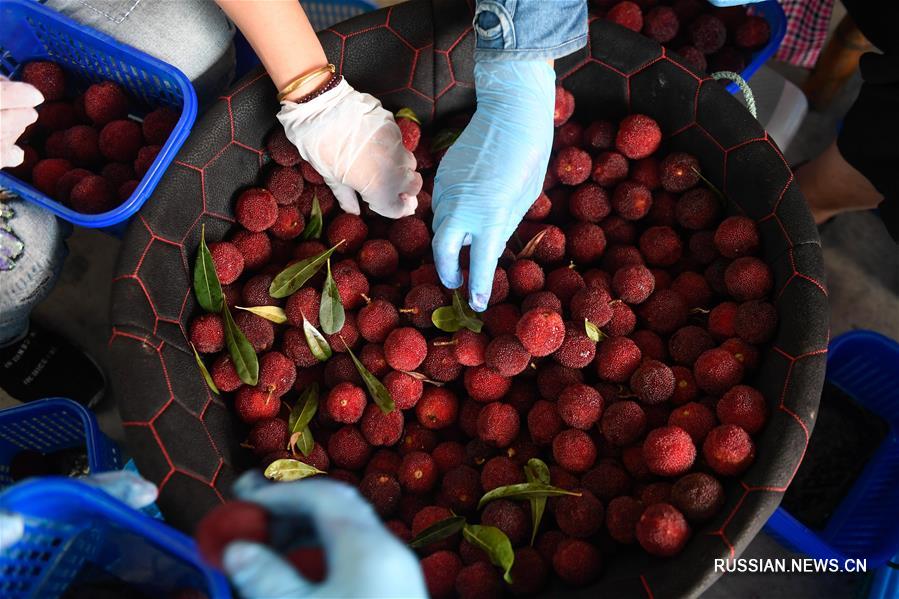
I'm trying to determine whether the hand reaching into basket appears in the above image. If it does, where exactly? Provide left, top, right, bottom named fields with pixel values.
left=221, top=471, right=427, bottom=599
left=0, top=76, right=43, bottom=169
left=214, top=0, right=421, bottom=220
left=0, top=471, right=158, bottom=551
left=278, top=81, right=423, bottom=219
left=432, top=60, right=556, bottom=311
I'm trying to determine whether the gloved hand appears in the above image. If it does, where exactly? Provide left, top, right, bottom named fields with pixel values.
left=0, top=76, right=43, bottom=169
left=278, top=79, right=422, bottom=219
left=0, top=470, right=158, bottom=551
left=706, top=0, right=765, bottom=6
left=432, top=60, right=555, bottom=311
left=222, top=471, right=427, bottom=599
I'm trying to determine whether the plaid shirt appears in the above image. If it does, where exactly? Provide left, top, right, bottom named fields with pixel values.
left=773, top=0, right=836, bottom=68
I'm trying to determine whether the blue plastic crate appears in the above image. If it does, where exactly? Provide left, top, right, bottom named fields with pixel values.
left=727, top=1, right=787, bottom=94
left=765, top=331, right=899, bottom=569
left=0, top=0, right=197, bottom=229
left=0, top=398, right=121, bottom=489
left=0, top=478, right=230, bottom=599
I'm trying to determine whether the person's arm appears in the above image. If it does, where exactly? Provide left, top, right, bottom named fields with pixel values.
left=214, top=0, right=421, bottom=218
left=431, top=1, right=587, bottom=311
left=215, top=0, right=328, bottom=100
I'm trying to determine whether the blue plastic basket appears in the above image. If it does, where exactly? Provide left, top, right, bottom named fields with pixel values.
left=0, top=0, right=197, bottom=229
left=765, top=331, right=899, bottom=569
left=0, top=478, right=231, bottom=599
left=728, top=1, right=787, bottom=94
left=0, top=398, right=121, bottom=490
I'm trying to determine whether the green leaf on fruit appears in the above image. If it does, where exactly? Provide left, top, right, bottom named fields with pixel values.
left=452, top=290, right=483, bottom=333
left=431, top=305, right=463, bottom=332
left=193, top=224, right=224, bottom=313
left=319, top=259, right=345, bottom=335
left=477, top=482, right=581, bottom=510
left=288, top=383, right=319, bottom=437
left=523, top=458, right=550, bottom=545
left=517, top=229, right=548, bottom=260
left=236, top=305, right=287, bottom=324
left=289, top=427, right=314, bottom=457
left=342, top=338, right=395, bottom=414
left=190, top=343, right=219, bottom=395
left=264, top=458, right=324, bottom=481
left=302, top=316, right=332, bottom=361
left=301, top=192, right=323, bottom=240
left=222, top=305, right=258, bottom=385
left=269, top=240, right=344, bottom=298
left=408, top=515, right=465, bottom=549
left=584, top=319, right=606, bottom=342
left=431, top=128, right=462, bottom=152
left=462, top=524, right=515, bottom=583
left=396, top=107, right=421, bottom=125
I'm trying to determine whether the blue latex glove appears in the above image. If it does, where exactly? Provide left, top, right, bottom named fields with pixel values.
left=706, top=0, right=765, bottom=6
left=0, top=471, right=158, bottom=551
left=223, top=471, right=427, bottom=599
left=432, top=60, right=555, bottom=312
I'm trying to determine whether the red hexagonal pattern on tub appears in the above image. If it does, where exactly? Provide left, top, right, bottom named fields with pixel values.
left=110, top=2, right=828, bottom=596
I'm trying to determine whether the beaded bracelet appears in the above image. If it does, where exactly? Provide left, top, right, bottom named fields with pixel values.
left=277, top=63, right=335, bottom=101
left=294, top=73, right=343, bottom=104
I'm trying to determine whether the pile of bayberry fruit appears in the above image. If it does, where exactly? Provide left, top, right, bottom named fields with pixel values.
left=596, top=0, right=771, bottom=74
left=3, top=61, right=178, bottom=214
left=189, top=86, right=777, bottom=597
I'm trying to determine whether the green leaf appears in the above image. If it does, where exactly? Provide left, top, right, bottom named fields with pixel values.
left=300, top=192, right=323, bottom=240
left=190, top=343, right=219, bottom=395
left=288, top=427, right=314, bottom=457
left=523, top=459, right=550, bottom=545
left=477, top=482, right=581, bottom=510
left=288, top=383, right=319, bottom=436
left=222, top=305, right=259, bottom=385
left=395, top=107, right=420, bottom=125
left=431, top=305, right=462, bottom=332
left=303, top=316, right=332, bottom=361
left=584, top=319, right=606, bottom=342
left=269, top=241, right=344, bottom=298
left=462, top=524, right=515, bottom=583
left=264, top=458, right=325, bottom=481
left=408, top=515, right=465, bottom=549
left=342, top=339, right=395, bottom=414
left=319, top=259, right=345, bottom=335
left=236, top=305, right=287, bottom=324
left=452, top=290, right=483, bottom=333
left=431, top=128, right=462, bottom=152
left=193, top=224, right=224, bottom=313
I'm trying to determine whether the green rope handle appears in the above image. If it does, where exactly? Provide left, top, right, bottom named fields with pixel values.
left=711, top=71, right=757, bottom=119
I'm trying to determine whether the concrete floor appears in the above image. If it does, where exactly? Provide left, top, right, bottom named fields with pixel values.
left=3, top=2, right=897, bottom=596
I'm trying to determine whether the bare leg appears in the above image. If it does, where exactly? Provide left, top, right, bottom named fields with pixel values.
left=795, top=140, right=884, bottom=224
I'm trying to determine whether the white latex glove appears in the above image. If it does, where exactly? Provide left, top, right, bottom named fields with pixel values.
left=0, top=76, right=43, bottom=168
left=278, top=79, right=422, bottom=218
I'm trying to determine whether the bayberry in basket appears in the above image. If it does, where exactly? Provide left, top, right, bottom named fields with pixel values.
left=248, top=418, right=288, bottom=457
left=643, top=425, right=696, bottom=476
left=612, top=181, right=653, bottom=221
left=694, top=347, right=744, bottom=395
left=553, top=86, right=575, bottom=127
left=189, top=314, right=225, bottom=355
left=553, top=429, right=596, bottom=473
left=601, top=400, right=647, bottom=446
left=422, top=550, right=463, bottom=599
left=676, top=188, right=720, bottom=230
left=32, top=158, right=72, bottom=196
left=607, top=1, right=644, bottom=32
left=516, top=308, right=565, bottom=357
left=735, top=15, right=771, bottom=50
left=456, top=561, right=503, bottom=599
left=636, top=503, right=691, bottom=557
left=84, top=81, right=129, bottom=125
left=734, top=300, right=777, bottom=344
left=714, top=215, right=759, bottom=258
left=480, top=456, right=524, bottom=492
left=717, top=385, right=767, bottom=434
left=384, top=326, right=427, bottom=371
left=234, top=385, right=280, bottom=423
left=142, top=107, right=179, bottom=145
left=669, top=325, right=715, bottom=366
left=398, top=451, right=437, bottom=493
left=615, top=114, right=661, bottom=160
left=477, top=402, right=520, bottom=448
left=552, top=538, right=602, bottom=586
left=703, top=424, right=755, bottom=476
left=553, top=146, right=592, bottom=186
left=70, top=175, right=116, bottom=214
left=659, top=152, right=700, bottom=192
left=566, top=221, right=607, bottom=264
left=99, top=119, right=142, bottom=162
left=482, top=499, right=529, bottom=546
left=484, top=334, right=531, bottom=377
left=528, top=400, right=563, bottom=446
left=196, top=501, right=269, bottom=568
left=416, top=387, right=459, bottom=430
left=690, top=14, right=727, bottom=54
left=643, top=6, right=680, bottom=43
left=235, top=188, right=277, bottom=232
left=592, top=151, right=629, bottom=187
left=22, top=61, right=66, bottom=101
left=639, top=225, right=682, bottom=267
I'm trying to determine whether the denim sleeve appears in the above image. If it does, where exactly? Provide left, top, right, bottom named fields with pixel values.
left=474, top=0, right=588, bottom=62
